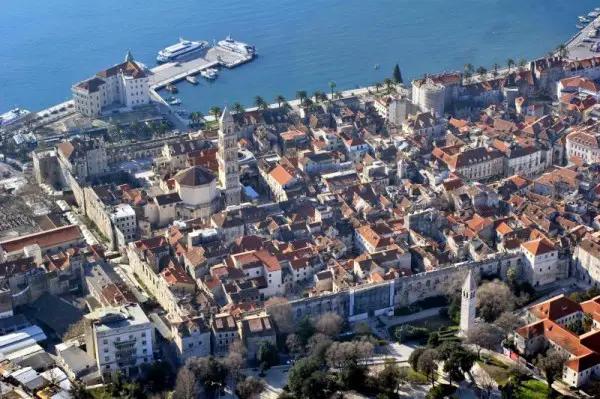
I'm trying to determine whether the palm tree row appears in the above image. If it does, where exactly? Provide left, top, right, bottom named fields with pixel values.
left=462, top=56, right=531, bottom=84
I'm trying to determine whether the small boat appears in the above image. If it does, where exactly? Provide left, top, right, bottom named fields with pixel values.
left=201, top=68, right=218, bottom=80
left=186, top=75, right=198, bottom=85
left=374, top=64, right=380, bottom=70
left=589, top=11, right=600, bottom=18
left=580, top=16, right=591, bottom=23
left=577, top=24, right=585, bottom=30
left=165, top=84, right=178, bottom=93
left=168, top=98, right=182, bottom=106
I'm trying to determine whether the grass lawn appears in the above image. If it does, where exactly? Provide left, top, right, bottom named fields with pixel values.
left=409, top=315, right=454, bottom=331
left=404, top=367, right=429, bottom=384
left=477, top=359, right=511, bottom=385
left=515, top=379, right=551, bottom=399
left=89, top=387, right=113, bottom=399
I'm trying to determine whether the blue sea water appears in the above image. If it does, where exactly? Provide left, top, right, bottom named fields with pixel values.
left=0, top=0, right=598, bottom=114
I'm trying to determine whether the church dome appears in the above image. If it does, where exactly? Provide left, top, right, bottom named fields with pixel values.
left=174, top=166, right=216, bottom=187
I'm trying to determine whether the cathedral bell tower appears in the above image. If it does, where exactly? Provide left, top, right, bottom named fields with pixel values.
left=217, top=107, right=241, bottom=207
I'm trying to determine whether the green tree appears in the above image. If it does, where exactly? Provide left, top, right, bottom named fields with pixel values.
left=232, top=102, right=245, bottom=115
left=535, top=350, right=568, bottom=394
left=556, top=44, right=569, bottom=59
left=476, top=66, right=488, bottom=78
left=254, top=96, right=268, bottom=110
left=209, top=106, right=222, bottom=120
left=374, top=82, right=382, bottom=93
left=427, top=332, right=440, bottom=347
left=417, top=349, right=439, bottom=386
left=235, top=377, right=266, bottom=399
left=518, top=57, right=528, bottom=71
left=275, top=94, right=285, bottom=108
left=507, top=58, right=515, bottom=74
left=301, top=371, right=336, bottom=399
left=186, top=356, right=229, bottom=394
left=288, top=357, right=322, bottom=396
left=392, top=63, right=403, bottom=84
left=328, top=81, right=336, bottom=100
left=409, top=347, right=427, bottom=370
left=296, top=316, right=315, bottom=345
left=464, top=63, right=475, bottom=74
left=383, top=78, right=394, bottom=93
left=69, top=381, right=92, bottom=399
left=492, top=63, right=500, bottom=79
left=296, top=90, right=308, bottom=106
left=257, top=341, right=279, bottom=371
left=378, top=362, right=407, bottom=396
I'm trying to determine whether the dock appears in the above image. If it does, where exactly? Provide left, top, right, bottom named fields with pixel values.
left=148, top=46, right=254, bottom=90
left=565, top=15, right=600, bottom=60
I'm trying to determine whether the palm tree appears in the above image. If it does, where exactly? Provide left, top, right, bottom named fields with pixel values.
left=296, top=90, right=308, bottom=106
left=254, top=96, right=268, bottom=110
left=547, top=51, right=555, bottom=58
left=209, top=106, right=222, bottom=120
left=275, top=94, right=285, bottom=108
left=232, top=102, right=245, bottom=115
left=476, top=66, right=488, bottom=79
left=492, top=63, right=500, bottom=79
left=556, top=44, right=569, bottom=59
left=507, top=58, right=515, bottom=74
left=335, top=91, right=343, bottom=99
left=328, top=81, right=336, bottom=100
left=464, top=63, right=475, bottom=74
left=130, top=119, right=140, bottom=134
left=518, top=57, right=528, bottom=71
left=383, top=78, right=394, bottom=93
left=374, top=82, right=382, bottom=93
left=282, top=102, right=292, bottom=111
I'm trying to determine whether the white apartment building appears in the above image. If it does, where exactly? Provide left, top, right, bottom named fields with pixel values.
left=566, top=130, right=600, bottom=164
left=110, top=204, right=137, bottom=242
left=72, top=52, right=149, bottom=118
left=84, top=303, right=153, bottom=380
left=521, top=238, right=560, bottom=287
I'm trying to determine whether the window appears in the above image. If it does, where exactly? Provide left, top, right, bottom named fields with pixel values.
left=104, top=348, right=108, bottom=353
left=103, top=339, right=108, bottom=344
left=105, top=356, right=109, bottom=361
left=142, top=340, right=147, bottom=345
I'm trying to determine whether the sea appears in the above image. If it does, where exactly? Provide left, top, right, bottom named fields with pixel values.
left=0, top=0, right=598, bottom=114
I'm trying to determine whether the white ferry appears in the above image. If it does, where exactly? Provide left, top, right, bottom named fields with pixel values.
left=217, top=35, right=256, bottom=57
left=0, top=108, right=30, bottom=128
left=157, top=38, right=209, bottom=63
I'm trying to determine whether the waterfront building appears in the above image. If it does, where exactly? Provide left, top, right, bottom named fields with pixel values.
left=72, top=51, right=149, bottom=118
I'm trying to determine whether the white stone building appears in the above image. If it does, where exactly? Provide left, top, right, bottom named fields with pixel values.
left=72, top=52, right=149, bottom=118
left=109, top=204, right=137, bottom=242
left=411, top=77, right=446, bottom=117
left=566, top=130, right=600, bottom=164
left=521, top=238, right=560, bottom=287
left=84, top=303, right=153, bottom=380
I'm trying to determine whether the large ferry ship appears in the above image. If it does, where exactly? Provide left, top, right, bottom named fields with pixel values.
left=157, top=38, right=208, bottom=63
left=217, top=35, right=256, bottom=57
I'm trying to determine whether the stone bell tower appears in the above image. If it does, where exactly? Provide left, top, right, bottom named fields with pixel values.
left=217, top=106, right=241, bottom=207
left=460, top=270, right=476, bottom=336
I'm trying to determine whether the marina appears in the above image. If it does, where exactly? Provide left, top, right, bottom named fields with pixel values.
left=148, top=42, right=255, bottom=90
